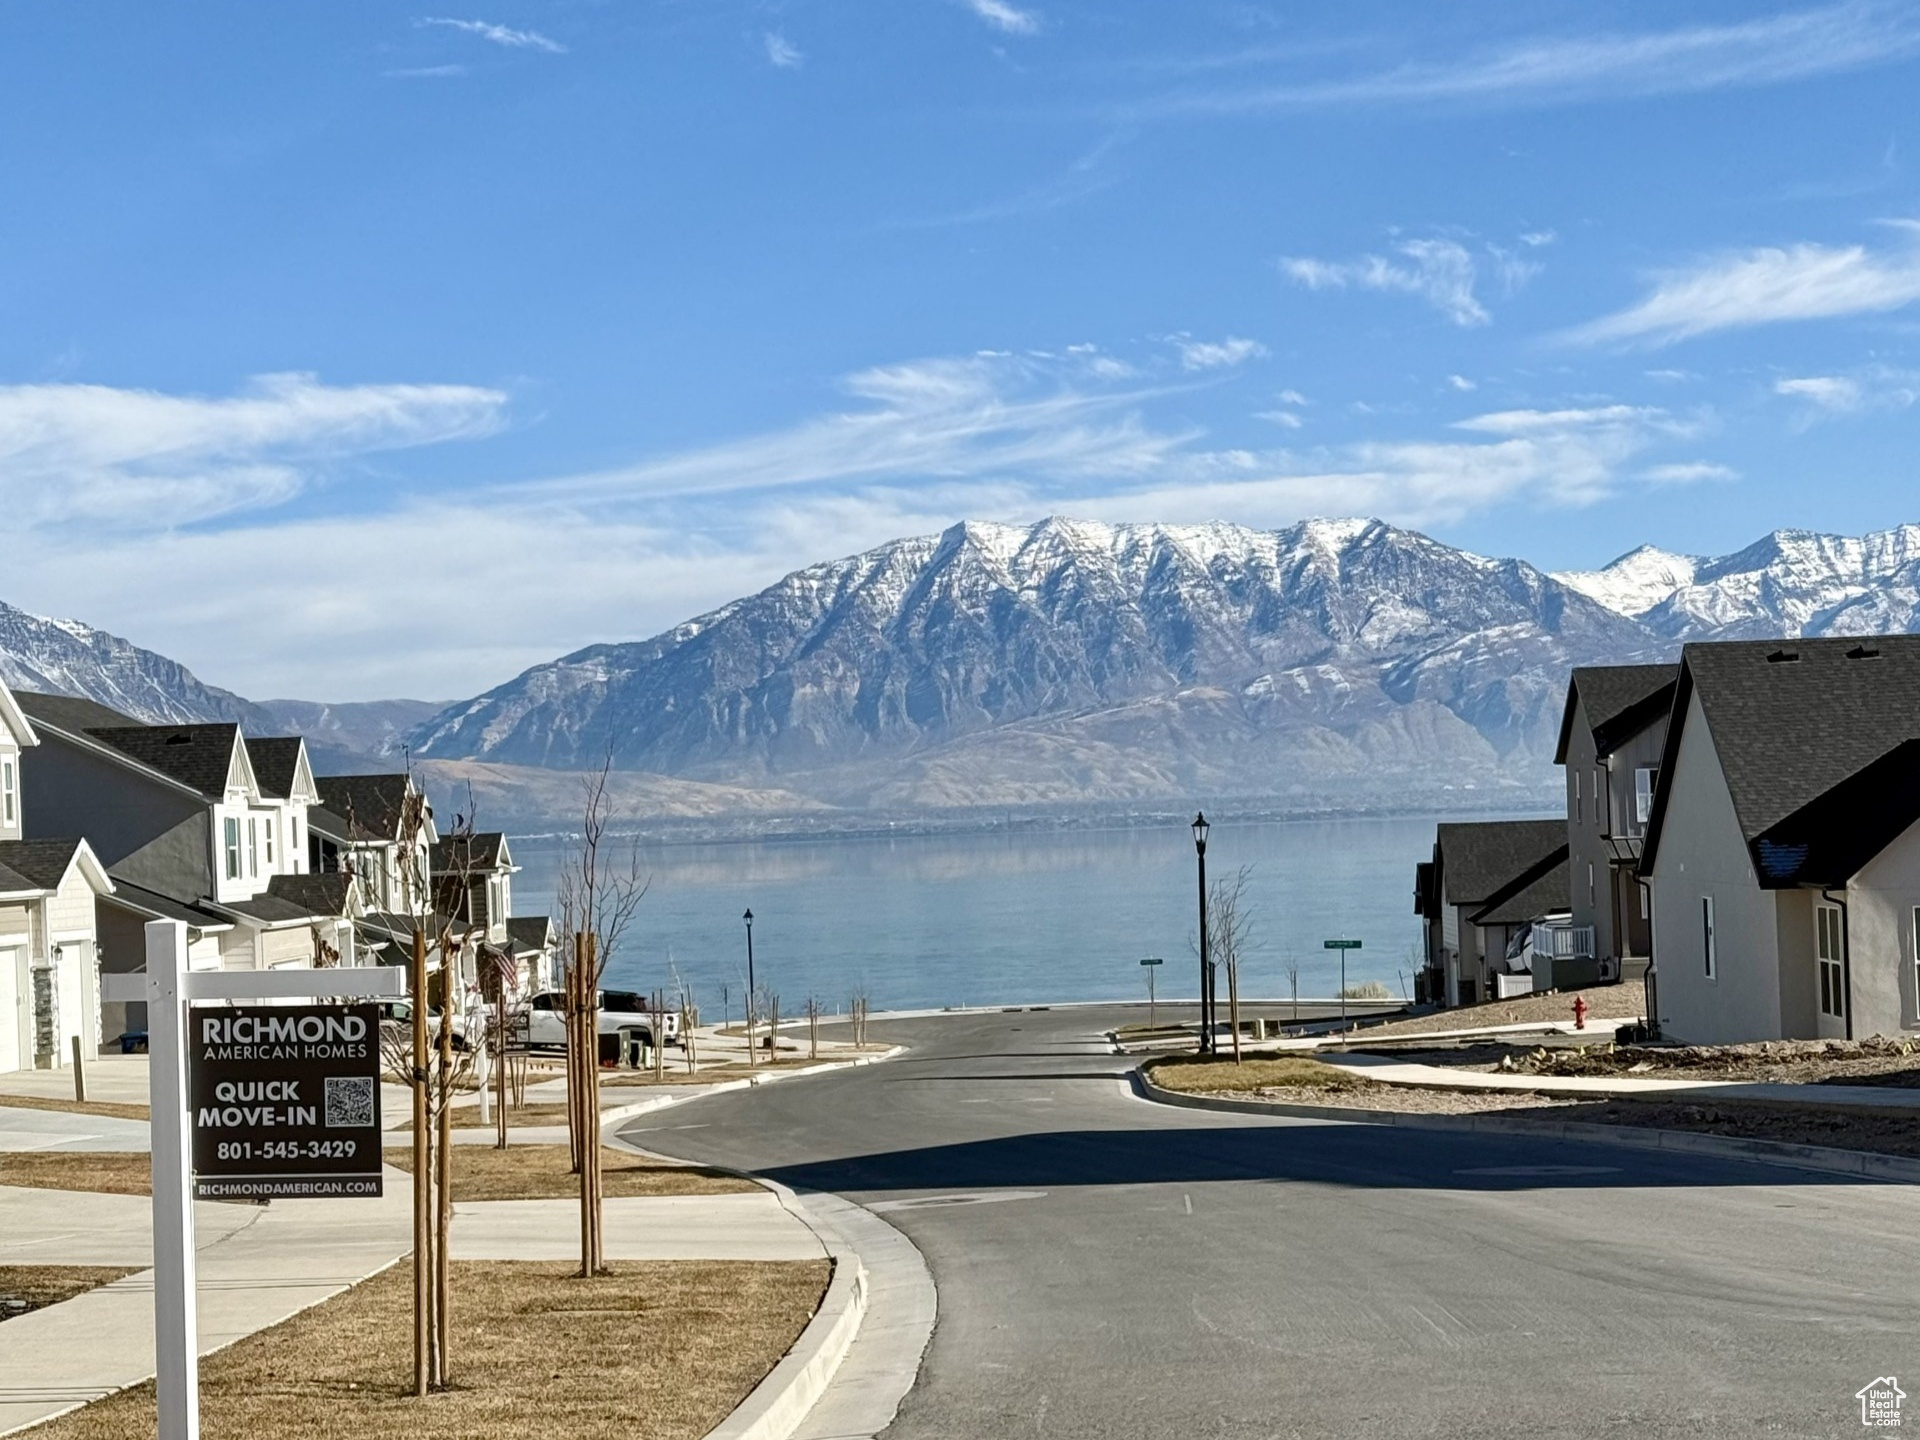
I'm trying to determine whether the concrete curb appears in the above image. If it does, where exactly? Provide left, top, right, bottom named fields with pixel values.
left=1129, top=1069, right=1920, bottom=1185
left=700, top=1242, right=868, bottom=1440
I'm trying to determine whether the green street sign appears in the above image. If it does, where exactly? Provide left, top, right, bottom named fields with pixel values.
left=1323, top=939, right=1363, bottom=950
left=1139, top=957, right=1164, bottom=966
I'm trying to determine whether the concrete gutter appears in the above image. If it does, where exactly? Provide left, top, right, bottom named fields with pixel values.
left=1129, top=1068, right=1920, bottom=1185
left=600, top=1136, right=934, bottom=1440
left=700, top=1244, right=868, bottom=1440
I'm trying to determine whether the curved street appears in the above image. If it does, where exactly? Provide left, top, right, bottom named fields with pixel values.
left=624, top=1006, right=1920, bottom=1440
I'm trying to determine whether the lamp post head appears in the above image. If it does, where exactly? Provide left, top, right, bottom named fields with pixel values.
left=1191, top=811, right=1209, bottom=851
left=743, top=908, right=753, bottom=927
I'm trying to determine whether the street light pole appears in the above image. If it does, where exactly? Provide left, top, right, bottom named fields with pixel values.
left=1192, top=812, right=1211, bottom=1057
left=742, top=908, right=756, bottom=1067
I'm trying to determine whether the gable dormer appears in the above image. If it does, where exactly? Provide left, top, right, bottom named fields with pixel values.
left=0, top=680, right=38, bottom=842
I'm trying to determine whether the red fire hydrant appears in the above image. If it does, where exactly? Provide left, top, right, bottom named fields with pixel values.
left=1572, top=994, right=1589, bottom=1031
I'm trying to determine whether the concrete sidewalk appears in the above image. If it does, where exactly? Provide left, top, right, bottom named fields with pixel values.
left=1319, top=1051, right=1920, bottom=1111
left=0, top=1173, right=412, bottom=1436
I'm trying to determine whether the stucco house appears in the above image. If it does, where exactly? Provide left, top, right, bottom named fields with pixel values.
left=1554, top=664, right=1678, bottom=985
left=1416, top=819, right=1568, bottom=1006
left=0, top=681, right=115, bottom=1071
left=1641, top=636, right=1920, bottom=1043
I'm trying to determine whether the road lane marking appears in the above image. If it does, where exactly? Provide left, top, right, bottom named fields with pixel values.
left=1183, top=1193, right=1193, bottom=1215
left=1452, top=1165, right=1621, bottom=1177
left=868, top=1190, right=1047, bottom=1212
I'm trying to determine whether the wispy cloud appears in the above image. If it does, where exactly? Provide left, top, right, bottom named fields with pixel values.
left=1281, top=238, right=1498, bottom=327
left=1640, top=461, right=1737, bottom=484
left=384, top=64, right=468, bottom=79
left=1169, top=335, right=1267, bottom=371
left=1567, top=224, right=1920, bottom=345
left=763, top=32, right=804, bottom=69
left=419, top=17, right=566, bottom=53
left=534, top=352, right=1193, bottom=503
left=1137, top=4, right=1920, bottom=116
left=961, top=0, right=1041, bottom=36
left=0, top=372, right=507, bottom=528
left=1774, top=366, right=1920, bottom=418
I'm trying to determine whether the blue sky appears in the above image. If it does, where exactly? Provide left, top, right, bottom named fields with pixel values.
left=6, top=1, right=1920, bottom=699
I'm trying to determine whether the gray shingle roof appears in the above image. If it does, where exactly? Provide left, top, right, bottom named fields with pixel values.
left=86, top=724, right=241, bottom=797
left=1688, top=636, right=1920, bottom=843
left=0, top=837, right=84, bottom=891
left=12, top=691, right=145, bottom=733
left=1554, top=664, right=1678, bottom=763
left=102, top=879, right=233, bottom=930
left=245, top=737, right=307, bottom=800
left=1470, top=849, right=1570, bottom=925
left=314, top=774, right=413, bottom=842
left=506, top=915, right=552, bottom=953
left=432, top=832, right=507, bottom=874
left=1434, top=819, right=1567, bottom=905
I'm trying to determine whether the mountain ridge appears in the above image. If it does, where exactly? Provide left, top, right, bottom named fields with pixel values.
left=8, top=516, right=1920, bottom=816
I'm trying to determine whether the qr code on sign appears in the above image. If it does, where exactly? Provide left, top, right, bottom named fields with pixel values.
left=325, top=1076, right=375, bottom=1128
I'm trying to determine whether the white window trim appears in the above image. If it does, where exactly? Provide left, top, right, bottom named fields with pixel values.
left=264, top=817, right=275, bottom=867
left=224, top=816, right=242, bottom=882
left=1, top=756, right=15, bottom=828
left=1816, top=903, right=1845, bottom=1021
left=1634, top=766, right=1656, bottom=828
left=1701, top=895, right=1717, bottom=980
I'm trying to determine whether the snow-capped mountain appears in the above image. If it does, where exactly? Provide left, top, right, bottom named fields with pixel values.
left=408, top=517, right=1655, bottom=807
left=1554, top=524, right=1920, bottom=640
left=0, top=601, right=270, bottom=729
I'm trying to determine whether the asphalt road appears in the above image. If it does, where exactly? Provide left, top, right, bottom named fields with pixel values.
left=622, top=1005, right=1920, bottom=1439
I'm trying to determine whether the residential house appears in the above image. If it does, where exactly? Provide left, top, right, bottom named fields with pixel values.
left=0, top=682, right=114, bottom=1071
left=1554, top=664, right=1679, bottom=985
left=1642, top=636, right=1920, bottom=1044
left=14, top=692, right=363, bottom=1043
left=1415, top=819, right=1569, bottom=1006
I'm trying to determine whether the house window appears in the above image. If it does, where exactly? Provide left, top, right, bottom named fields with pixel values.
left=1, top=757, right=14, bottom=828
left=1588, top=863, right=1596, bottom=907
left=264, top=818, right=275, bottom=866
left=1701, top=895, right=1716, bottom=979
left=1640, top=885, right=1650, bottom=921
left=224, top=816, right=242, bottom=880
left=1912, top=909, right=1920, bottom=1010
left=1573, top=770, right=1582, bottom=822
left=291, top=814, right=301, bottom=862
left=1817, top=904, right=1845, bottom=1021
left=1595, top=769, right=1606, bottom=829
left=248, top=817, right=259, bottom=877
left=1635, top=767, right=1657, bottom=827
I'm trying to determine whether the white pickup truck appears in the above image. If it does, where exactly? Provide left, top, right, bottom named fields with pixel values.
left=521, top=989, right=680, bottom=1051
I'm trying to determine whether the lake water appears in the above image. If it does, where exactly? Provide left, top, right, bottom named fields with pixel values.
left=509, top=815, right=1478, bottom=1016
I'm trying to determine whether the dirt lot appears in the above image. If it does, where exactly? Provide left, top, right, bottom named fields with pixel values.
left=1338, top=985, right=1644, bottom=1042
left=26, top=1257, right=831, bottom=1440
left=385, top=1144, right=758, bottom=1201
left=1163, top=1070, right=1920, bottom=1161
left=1432, top=1036, right=1920, bottom=1088
left=0, top=1266, right=140, bottom=1320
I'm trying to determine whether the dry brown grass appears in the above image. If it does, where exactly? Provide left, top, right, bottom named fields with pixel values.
left=0, top=1265, right=140, bottom=1319
left=0, top=1151, right=153, bottom=1196
left=397, top=1104, right=574, bottom=1131
left=1350, top=984, right=1643, bottom=1041
left=1144, top=1054, right=1378, bottom=1095
left=0, top=1095, right=149, bottom=1122
left=385, top=1145, right=758, bottom=1201
left=24, top=1257, right=832, bottom=1440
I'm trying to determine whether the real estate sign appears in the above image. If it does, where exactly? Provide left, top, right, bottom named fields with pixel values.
left=188, top=1002, right=383, bottom=1199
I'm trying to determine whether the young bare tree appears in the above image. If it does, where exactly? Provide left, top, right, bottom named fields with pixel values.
left=1204, top=867, right=1257, bottom=1063
left=1284, top=954, right=1301, bottom=1024
left=553, top=753, right=648, bottom=1277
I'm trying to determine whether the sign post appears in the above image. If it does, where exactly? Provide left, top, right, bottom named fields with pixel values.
left=1139, top=957, right=1163, bottom=1030
left=103, top=922, right=406, bottom=1440
left=1323, top=938, right=1363, bottom=1035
